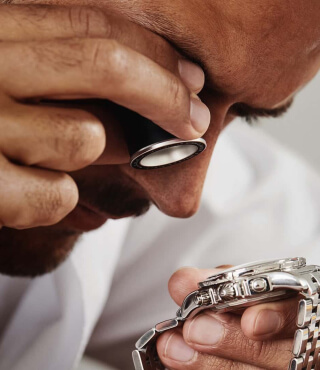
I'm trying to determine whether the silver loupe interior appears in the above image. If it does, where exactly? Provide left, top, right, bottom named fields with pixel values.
left=140, top=144, right=199, bottom=167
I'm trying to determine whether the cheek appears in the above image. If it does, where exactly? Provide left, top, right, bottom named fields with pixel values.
left=120, top=121, right=221, bottom=218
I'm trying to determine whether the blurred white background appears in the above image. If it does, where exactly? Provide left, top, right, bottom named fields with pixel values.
left=77, top=73, right=320, bottom=370
left=77, top=357, right=115, bottom=370
left=260, top=72, right=320, bottom=172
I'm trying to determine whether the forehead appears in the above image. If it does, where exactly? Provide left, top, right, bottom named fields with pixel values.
left=123, top=0, right=320, bottom=106
left=7, top=0, right=320, bottom=107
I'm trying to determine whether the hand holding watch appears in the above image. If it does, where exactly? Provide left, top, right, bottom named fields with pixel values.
left=133, top=257, right=320, bottom=370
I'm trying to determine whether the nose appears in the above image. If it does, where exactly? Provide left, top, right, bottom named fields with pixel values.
left=120, top=153, right=212, bottom=217
left=121, top=93, right=232, bottom=218
left=123, top=147, right=214, bottom=217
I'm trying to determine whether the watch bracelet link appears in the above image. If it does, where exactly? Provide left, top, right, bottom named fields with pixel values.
left=133, top=269, right=320, bottom=370
left=290, top=270, right=320, bottom=370
left=133, top=318, right=184, bottom=370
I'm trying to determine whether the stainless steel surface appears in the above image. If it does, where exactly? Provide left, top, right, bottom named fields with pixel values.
left=199, top=257, right=307, bottom=287
left=290, top=290, right=320, bottom=369
left=293, top=328, right=309, bottom=356
left=130, top=138, right=206, bottom=169
left=132, top=351, right=144, bottom=370
left=133, top=318, right=183, bottom=370
left=250, top=278, right=267, bottom=292
left=140, top=144, right=198, bottom=167
left=133, top=257, right=320, bottom=370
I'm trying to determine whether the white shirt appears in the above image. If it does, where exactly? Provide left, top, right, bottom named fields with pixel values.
left=1, top=121, right=320, bottom=370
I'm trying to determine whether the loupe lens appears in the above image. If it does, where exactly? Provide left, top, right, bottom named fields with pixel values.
left=122, top=111, right=207, bottom=170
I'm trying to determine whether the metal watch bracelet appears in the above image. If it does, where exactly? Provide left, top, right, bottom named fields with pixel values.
left=133, top=270, right=320, bottom=370
left=132, top=318, right=183, bottom=370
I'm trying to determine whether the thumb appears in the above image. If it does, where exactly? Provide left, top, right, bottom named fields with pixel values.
left=168, top=266, right=231, bottom=306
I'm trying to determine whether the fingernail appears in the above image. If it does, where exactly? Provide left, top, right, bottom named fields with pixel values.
left=188, top=313, right=224, bottom=345
left=164, top=332, right=195, bottom=362
left=178, top=59, right=205, bottom=92
left=254, top=310, right=282, bottom=336
left=190, top=97, right=211, bottom=134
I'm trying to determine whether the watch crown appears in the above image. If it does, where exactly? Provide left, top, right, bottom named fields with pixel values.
left=219, top=284, right=235, bottom=300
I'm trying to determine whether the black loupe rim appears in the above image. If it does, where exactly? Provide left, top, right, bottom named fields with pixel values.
left=130, top=137, right=207, bottom=170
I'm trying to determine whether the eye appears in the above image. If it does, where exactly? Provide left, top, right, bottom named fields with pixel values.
left=228, top=104, right=260, bottom=124
left=242, top=114, right=260, bottom=124
left=228, top=99, right=293, bottom=124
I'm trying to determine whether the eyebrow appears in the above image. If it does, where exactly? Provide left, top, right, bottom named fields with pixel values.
left=137, top=11, right=295, bottom=125
left=229, top=98, right=295, bottom=123
left=175, top=48, right=295, bottom=123
left=189, top=55, right=295, bottom=123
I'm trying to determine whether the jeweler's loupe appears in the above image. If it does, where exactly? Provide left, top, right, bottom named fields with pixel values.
left=123, top=112, right=207, bottom=170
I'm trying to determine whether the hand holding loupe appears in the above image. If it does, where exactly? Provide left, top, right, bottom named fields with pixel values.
left=123, top=111, right=207, bottom=170
left=37, top=98, right=207, bottom=169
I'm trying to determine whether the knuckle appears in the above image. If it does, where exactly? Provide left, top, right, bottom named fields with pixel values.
left=5, top=172, right=78, bottom=230
left=106, top=40, right=130, bottom=79
left=167, top=77, right=183, bottom=108
left=55, top=173, right=79, bottom=217
left=49, top=111, right=105, bottom=170
left=21, top=189, right=63, bottom=228
left=22, top=173, right=78, bottom=228
left=251, top=340, right=275, bottom=364
left=66, top=6, right=112, bottom=38
left=165, top=77, right=190, bottom=123
left=70, top=119, right=105, bottom=169
left=84, top=39, right=129, bottom=87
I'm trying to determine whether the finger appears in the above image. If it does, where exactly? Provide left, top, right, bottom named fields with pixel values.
left=168, top=267, right=223, bottom=306
left=157, top=330, right=261, bottom=370
left=0, top=98, right=106, bottom=171
left=0, top=39, right=210, bottom=139
left=241, top=297, right=299, bottom=340
left=169, top=268, right=299, bottom=339
left=0, top=155, right=78, bottom=229
left=0, top=5, right=205, bottom=92
left=181, top=310, right=292, bottom=369
left=50, top=99, right=130, bottom=166
left=167, top=267, right=294, bottom=369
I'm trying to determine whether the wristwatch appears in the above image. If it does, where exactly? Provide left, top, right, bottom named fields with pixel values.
left=132, top=257, right=320, bottom=370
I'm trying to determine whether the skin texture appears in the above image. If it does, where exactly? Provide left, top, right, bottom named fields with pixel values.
left=156, top=267, right=300, bottom=369
left=0, top=1, right=319, bottom=275
left=0, top=6, right=212, bottom=274
left=0, top=1, right=320, bottom=368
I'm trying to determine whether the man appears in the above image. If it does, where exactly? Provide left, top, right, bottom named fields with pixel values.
left=0, top=1, right=320, bottom=369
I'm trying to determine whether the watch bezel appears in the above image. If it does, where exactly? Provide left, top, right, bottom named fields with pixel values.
left=198, top=257, right=306, bottom=288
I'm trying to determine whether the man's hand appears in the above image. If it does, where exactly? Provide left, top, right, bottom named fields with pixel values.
left=157, top=267, right=298, bottom=369
left=0, top=4, right=209, bottom=230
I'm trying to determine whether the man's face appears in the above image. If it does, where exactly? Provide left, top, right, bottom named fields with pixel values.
left=1, top=0, right=320, bottom=276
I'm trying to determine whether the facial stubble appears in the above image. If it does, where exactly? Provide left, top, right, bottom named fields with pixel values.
left=0, top=168, right=151, bottom=277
